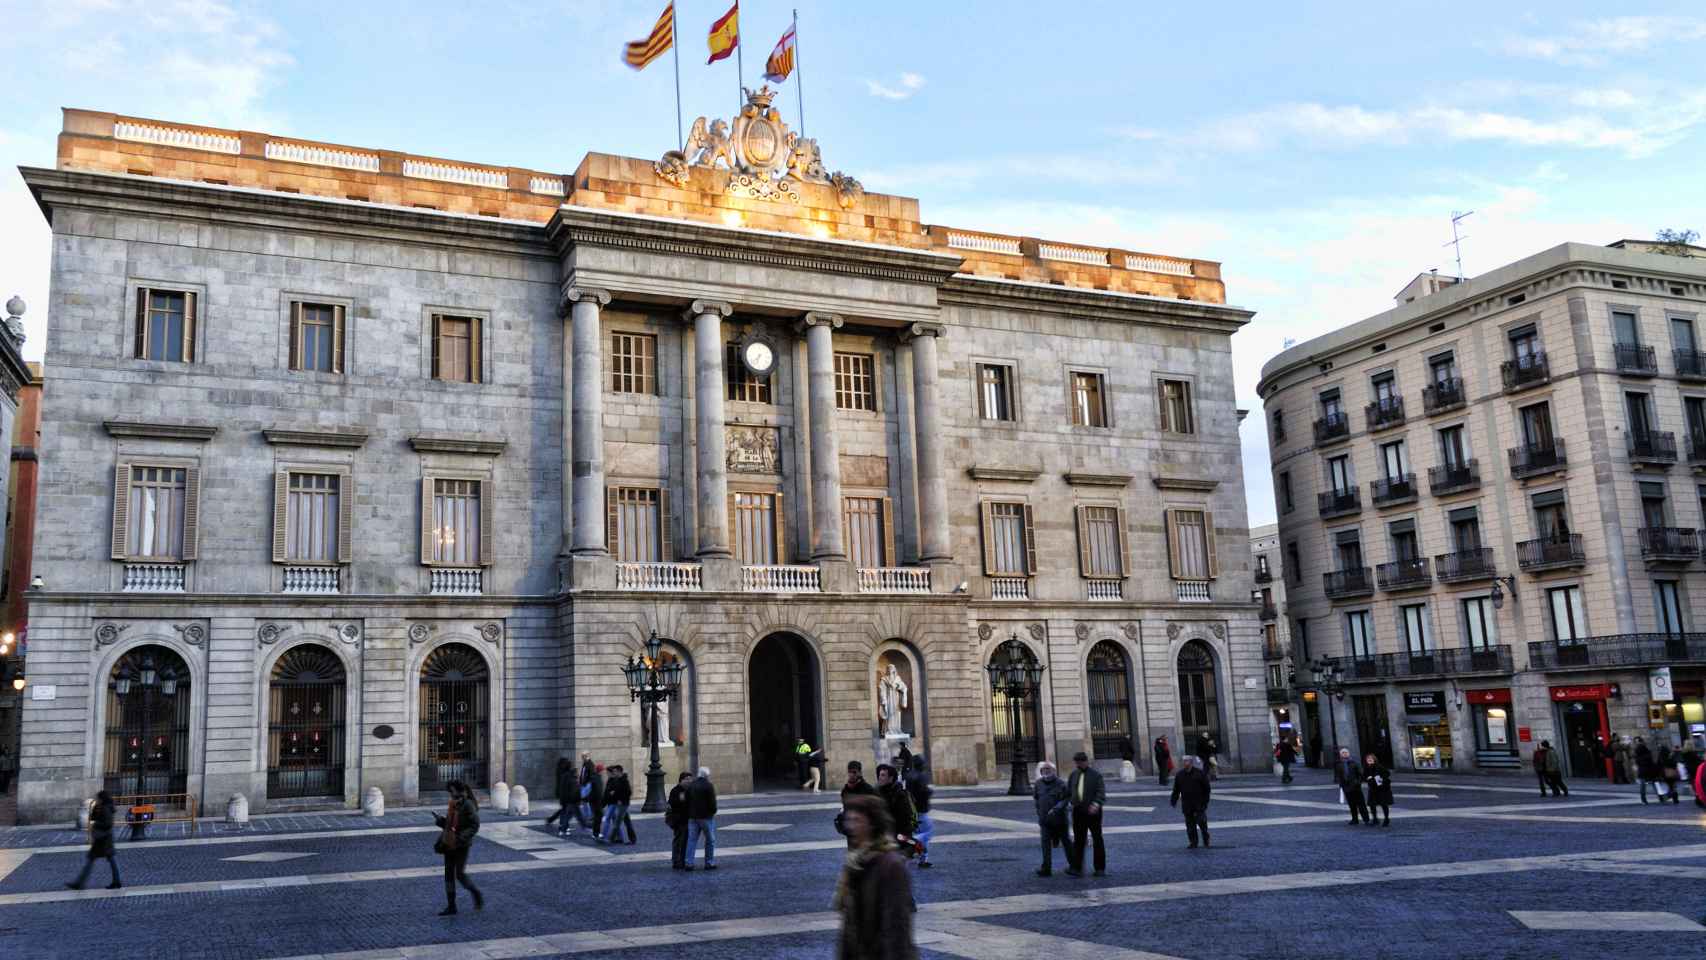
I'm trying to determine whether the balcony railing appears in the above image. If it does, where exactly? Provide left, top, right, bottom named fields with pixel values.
left=1323, top=567, right=1374, bottom=600
left=1318, top=487, right=1362, bottom=519
left=743, top=564, right=821, bottom=593
left=123, top=562, right=185, bottom=593
left=1175, top=580, right=1212, bottom=603
left=1528, top=633, right=1706, bottom=671
left=1085, top=578, right=1124, bottom=601
left=1436, top=547, right=1496, bottom=583
left=860, top=567, right=932, bottom=594
left=1509, top=439, right=1566, bottom=478
left=1422, top=377, right=1465, bottom=414
left=1501, top=350, right=1550, bottom=392
left=429, top=567, right=483, bottom=596
left=1365, top=396, right=1406, bottom=432
left=1327, top=645, right=1514, bottom=682
left=991, top=577, right=1030, bottom=600
left=1370, top=474, right=1418, bottom=507
left=282, top=565, right=340, bottom=595
left=1676, top=348, right=1706, bottom=381
left=1638, top=527, right=1700, bottom=563
left=1376, top=556, right=1433, bottom=591
left=1259, top=603, right=1278, bottom=620
left=1516, top=534, right=1586, bottom=571
left=1314, top=412, right=1350, bottom=445
left=1263, top=639, right=1286, bottom=661
left=1614, top=342, right=1658, bottom=376
left=1628, top=431, right=1677, bottom=466
left=1428, top=460, right=1481, bottom=496
left=1254, top=566, right=1273, bottom=584
left=1267, top=686, right=1294, bottom=706
left=1690, top=430, right=1706, bottom=466
left=617, top=561, right=704, bottom=591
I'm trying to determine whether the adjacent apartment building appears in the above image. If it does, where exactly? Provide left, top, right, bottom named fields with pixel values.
left=1260, top=241, right=1706, bottom=777
left=1249, top=523, right=1300, bottom=750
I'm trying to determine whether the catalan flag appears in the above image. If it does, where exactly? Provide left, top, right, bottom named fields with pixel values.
left=706, top=2, right=739, bottom=64
left=623, top=2, right=674, bottom=71
left=762, top=24, right=796, bottom=83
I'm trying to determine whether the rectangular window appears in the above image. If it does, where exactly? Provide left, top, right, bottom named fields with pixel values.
left=732, top=492, right=779, bottom=565
left=1673, top=316, right=1699, bottom=353
left=1640, top=482, right=1668, bottom=528
left=1319, top=388, right=1343, bottom=419
left=1071, top=371, right=1108, bottom=427
left=725, top=345, right=772, bottom=403
left=1286, top=541, right=1301, bottom=584
left=1271, top=409, right=1286, bottom=442
left=844, top=496, right=890, bottom=568
left=1346, top=610, right=1374, bottom=658
left=1400, top=603, right=1432, bottom=655
left=1429, top=352, right=1457, bottom=384
left=1166, top=509, right=1215, bottom=580
left=1371, top=373, right=1397, bottom=404
left=1389, top=519, right=1419, bottom=561
left=983, top=501, right=1033, bottom=576
left=978, top=363, right=1015, bottom=421
left=1078, top=505, right=1127, bottom=578
left=1686, top=397, right=1706, bottom=440
left=1296, top=617, right=1311, bottom=661
left=431, top=479, right=482, bottom=566
left=134, top=288, right=196, bottom=362
left=1334, top=529, right=1363, bottom=570
left=833, top=352, right=876, bottom=411
left=1510, top=324, right=1540, bottom=359
left=1613, top=310, right=1640, bottom=345
left=1519, top=402, right=1553, bottom=447
left=1626, top=392, right=1655, bottom=437
left=1379, top=439, right=1409, bottom=480
left=1531, top=489, right=1570, bottom=540
left=1450, top=507, right=1482, bottom=551
left=127, top=465, right=187, bottom=559
left=1462, top=597, right=1497, bottom=649
left=1158, top=379, right=1194, bottom=433
left=1438, top=426, right=1468, bottom=469
left=431, top=314, right=482, bottom=383
left=610, top=487, right=662, bottom=563
left=1654, top=580, right=1683, bottom=634
left=1547, top=585, right=1587, bottom=642
left=285, top=473, right=341, bottom=563
left=1279, top=472, right=1294, bottom=513
left=290, top=302, right=345, bottom=373
left=610, top=332, right=657, bottom=394
left=1328, top=455, right=1353, bottom=494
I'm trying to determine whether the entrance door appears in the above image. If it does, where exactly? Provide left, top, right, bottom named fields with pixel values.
left=418, top=644, right=490, bottom=790
left=1560, top=701, right=1605, bottom=779
left=1352, top=694, right=1393, bottom=767
left=1177, top=641, right=1222, bottom=757
left=748, top=633, right=821, bottom=786
left=267, top=645, right=347, bottom=799
left=103, top=645, right=192, bottom=797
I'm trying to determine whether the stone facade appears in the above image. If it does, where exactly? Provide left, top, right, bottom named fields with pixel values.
left=12, top=108, right=1262, bottom=822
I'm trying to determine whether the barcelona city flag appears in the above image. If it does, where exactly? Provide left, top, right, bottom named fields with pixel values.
left=762, top=24, right=796, bottom=83
left=623, top=2, right=674, bottom=71
left=707, top=2, right=739, bottom=64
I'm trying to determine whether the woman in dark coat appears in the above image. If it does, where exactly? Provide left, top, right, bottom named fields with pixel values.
left=1657, top=744, right=1682, bottom=805
left=66, top=791, right=120, bottom=890
left=1634, top=737, right=1659, bottom=803
left=433, top=781, right=483, bottom=915
left=834, top=793, right=917, bottom=960
left=544, top=757, right=579, bottom=836
left=1362, top=753, right=1394, bottom=826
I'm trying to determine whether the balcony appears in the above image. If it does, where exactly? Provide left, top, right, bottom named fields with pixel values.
left=1254, top=566, right=1273, bottom=584
left=1509, top=439, right=1566, bottom=479
left=1628, top=431, right=1677, bottom=468
left=1318, top=487, right=1362, bottom=519
left=616, top=561, right=704, bottom=591
left=1263, top=638, right=1286, bottom=660
left=1323, top=567, right=1374, bottom=600
left=282, top=565, right=340, bottom=595
left=1676, top=348, right=1706, bottom=382
left=1436, top=547, right=1496, bottom=583
left=1428, top=459, right=1481, bottom=496
left=1175, top=580, right=1212, bottom=603
left=429, top=567, right=483, bottom=596
left=1370, top=474, right=1418, bottom=508
left=1638, top=527, right=1700, bottom=564
left=1259, top=602, right=1278, bottom=620
left=1690, top=430, right=1706, bottom=467
left=1328, top=645, right=1514, bottom=682
left=1422, top=377, right=1466, bottom=415
left=1517, top=534, right=1586, bottom=572
left=1376, top=556, right=1433, bottom=591
left=860, top=567, right=932, bottom=595
left=1614, top=342, right=1658, bottom=376
left=743, top=564, right=821, bottom=593
left=1501, top=351, right=1550, bottom=393
left=991, top=577, right=1030, bottom=600
left=1085, top=578, right=1124, bottom=601
left=1365, top=396, right=1406, bottom=432
left=123, top=562, right=185, bottom=593
left=1267, top=686, right=1295, bottom=706
left=1313, top=412, right=1351, bottom=445
left=1528, top=633, right=1706, bottom=671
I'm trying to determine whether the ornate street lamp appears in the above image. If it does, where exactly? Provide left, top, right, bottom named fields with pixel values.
left=622, top=629, right=685, bottom=813
left=112, top=651, right=180, bottom=796
left=1309, top=657, right=1346, bottom=757
left=985, top=633, right=1045, bottom=797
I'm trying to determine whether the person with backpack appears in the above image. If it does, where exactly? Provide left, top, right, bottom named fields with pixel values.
left=875, top=763, right=917, bottom=849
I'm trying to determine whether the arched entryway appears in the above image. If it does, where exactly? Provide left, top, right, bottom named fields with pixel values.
left=1177, top=640, right=1222, bottom=756
left=103, top=644, right=192, bottom=796
left=990, top=643, right=1044, bottom=767
left=748, top=633, right=821, bottom=786
left=419, top=643, right=490, bottom=790
left=1086, top=641, right=1135, bottom=760
left=267, top=645, right=347, bottom=800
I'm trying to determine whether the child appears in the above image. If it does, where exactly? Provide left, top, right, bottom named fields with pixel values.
left=1363, top=753, right=1393, bottom=827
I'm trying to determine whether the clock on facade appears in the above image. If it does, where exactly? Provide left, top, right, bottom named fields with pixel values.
left=741, top=336, right=775, bottom=376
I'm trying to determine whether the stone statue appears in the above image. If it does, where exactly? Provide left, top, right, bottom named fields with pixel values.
left=652, top=698, right=674, bottom=747
left=878, top=662, right=910, bottom=738
left=652, top=87, right=862, bottom=208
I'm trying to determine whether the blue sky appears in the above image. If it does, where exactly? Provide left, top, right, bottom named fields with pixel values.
left=3, top=1, right=1704, bottom=526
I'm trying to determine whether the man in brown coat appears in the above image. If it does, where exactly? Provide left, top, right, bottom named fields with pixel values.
left=834, top=793, right=917, bottom=959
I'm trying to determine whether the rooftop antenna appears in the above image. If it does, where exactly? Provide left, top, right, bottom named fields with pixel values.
left=1445, top=210, right=1474, bottom=279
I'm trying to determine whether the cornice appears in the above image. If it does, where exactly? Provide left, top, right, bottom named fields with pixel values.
left=263, top=427, right=370, bottom=449
left=1151, top=474, right=1220, bottom=492
left=940, top=274, right=1253, bottom=333
left=409, top=433, right=508, bottom=456
left=1064, top=472, right=1132, bottom=487
left=104, top=419, right=218, bottom=441
left=967, top=465, right=1042, bottom=482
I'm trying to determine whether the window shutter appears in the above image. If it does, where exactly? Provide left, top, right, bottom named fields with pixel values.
left=478, top=477, right=495, bottom=566
left=1203, top=509, right=1218, bottom=578
left=469, top=316, right=483, bottom=384
left=182, top=292, right=197, bottom=363
left=606, top=486, right=619, bottom=556
left=1165, top=509, right=1183, bottom=578
left=773, top=491, right=786, bottom=564
left=1157, top=382, right=1170, bottom=432
left=1115, top=507, right=1130, bottom=578
left=1183, top=383, right=1194, bottom=433
left=337, top=472, right=354, bottom=564
left=1022, top=503, right=1037, bottom=575
left=979, top=501, right=996, bottom=575
left=272, top=471, right=290, bottom=563
left=727, top=493, right=738, bottom=562
left=430, top=315, right=442, bottom=379
left=419, top=477, right=435, bottom=565
left=288, top=302, right=301, bottom=371
left=181, top=466, right=201, bottom=560
left=111, top=461, right=133, bottom=560
left=841, top=498, right=853, bottom=564
left=332, top=304, right=346, bottom=374
left=1075, top=506, right=1091, bottom=577
left=881, top=496, right=895, bottom=567
left=134, top=288, right=149, bottom=359
left=659, top=487, right=673, bottom=561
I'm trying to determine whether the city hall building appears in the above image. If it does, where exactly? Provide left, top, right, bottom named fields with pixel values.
left=14, top=100, right=1261, bottom=821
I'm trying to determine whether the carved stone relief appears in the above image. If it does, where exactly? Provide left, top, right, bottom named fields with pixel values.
left=840, top=454, right=889, bottom=488
left=94, top=622, right=131, bottom=648
left=727, top=425, right=781, bottom=474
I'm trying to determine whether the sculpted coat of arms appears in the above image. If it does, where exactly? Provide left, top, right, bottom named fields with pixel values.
left=655, top=86, right=863, bottom=209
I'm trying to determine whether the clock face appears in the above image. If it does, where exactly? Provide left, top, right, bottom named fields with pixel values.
left=743, top=339, right=775, bottom=375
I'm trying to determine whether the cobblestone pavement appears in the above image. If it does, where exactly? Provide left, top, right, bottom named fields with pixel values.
left=2, top=771, right=1702, bottom=959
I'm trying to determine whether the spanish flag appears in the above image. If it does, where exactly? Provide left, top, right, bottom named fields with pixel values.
left=762, top=24, right=795, bottom=83
left=706, top=2, right=739, bottom=64
left=624, top=2, right=674, bottom=71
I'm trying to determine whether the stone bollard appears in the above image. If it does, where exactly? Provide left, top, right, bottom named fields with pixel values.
left=1119, top=760, right=1137, bottom=783
left=362, top=786, right=385, bottom=817
left=226, top=793, right=250, bottom=824
left=77, top=798, right=94, bottom=831
left=509, top=785, right=529, bottom=817
left=491, top=781, right=510, bottom=812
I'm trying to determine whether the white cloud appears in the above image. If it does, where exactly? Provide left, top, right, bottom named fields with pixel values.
left=1498, top=16, right=1706, bottom=66
left=865, top=72, right=925, bottom=101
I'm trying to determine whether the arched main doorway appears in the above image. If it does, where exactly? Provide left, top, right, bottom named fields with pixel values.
left=1086, top=641, right=1134, bottom=760
left=990, top=643, right=1044, bottom=767
left=419, top=643, right=490, bottom=790
left=1177, top=640, right=1222, bottom=756
left=748, top=633, right=821, bottom=786
left=103, top=644, right=192, bottom=796
left=267, top=645, right=347, bottom=800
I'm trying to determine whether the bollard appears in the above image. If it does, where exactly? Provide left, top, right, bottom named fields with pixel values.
left=509, top=784, right=529, bottom=817
left=362, top=786, right=385, bottom=817
left=1119, top=760, right=1137, bottom=783
left=491, top=781, right=510, bottom=811
left=226, top=793, right=250, bottom=824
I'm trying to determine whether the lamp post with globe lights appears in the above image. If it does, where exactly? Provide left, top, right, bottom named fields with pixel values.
left=985, top=633, right=1046, bottom=796
left=621, top=630, right=684, bottom=813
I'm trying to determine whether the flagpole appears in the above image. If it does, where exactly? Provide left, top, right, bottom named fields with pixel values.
left=672, top=4, right=683, bottom=150
left=793, top=9, right=804, bottom=135
left=734, top=0, right=744, bottom=110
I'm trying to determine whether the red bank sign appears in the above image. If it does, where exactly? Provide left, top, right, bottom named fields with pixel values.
left=1550, top=684, right=1610, bottom=701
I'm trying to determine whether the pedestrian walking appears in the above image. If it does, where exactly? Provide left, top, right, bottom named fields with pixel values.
left=1154, top=735, right=1173, bottom=786
left=1275, top=739, right=1297, bottom=784
left=1196, top=733, right=1219, bottom=781
left=1066, top=751, right=1106, bottom=876
left=875, top=764, right=918, bottom=845
left=1032, top=761, right=1072, bottom=876
left=833, top=793, right=918, bottom=960
left=1657, top=743, right=1682, bottom=805
left=1635, top=737, right=1659, bottom=803
left=1539, top=741, right=1569, bottom=797
left=667, top=771, right=692, bottom=869
left=796, top=738, right=822, bottom=791
left=1613, top=735, right=1633, bottom=785
left=1333, top=747, right=1368, bottom=825
left=599, top=765, right=632, bottom=843
left=544, top=757, right=579, bottom=836
left=1169, top=755, right=1212, bottom=848
left=904, top=753, right=934, bottom=869
left=684, top=766, right=718, bottom=871
left=432, top=780, right=483, bottom=915
left=1362, top=753, right=1393, bottom=826
left=842, top=760, right=878, bottom=799
left=65, top=791, right=121, bottom=890
left=583, top=762, right=606, bottom=836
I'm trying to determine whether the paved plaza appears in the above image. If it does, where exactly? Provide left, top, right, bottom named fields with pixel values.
left=1, top=770, right=1703, bottom=959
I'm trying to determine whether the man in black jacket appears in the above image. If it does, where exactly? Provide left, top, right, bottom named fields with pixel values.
left=666, top=772, right=693, bottom=869
left=545, top=757, right=579, bottom=836
left=1066, top=751, right=1107, bottom=876
left=1033, top=761, right=1072, bottom=876
left=599, top=766, right=632, bottom=844
left=1170, top=756, right=1212, bottom=848
left=583, top=763, right=606, bottom=838
left=1333, top=747, right=1368, bottom=824
left=875, top=763, right=918, bottom=839
left=905, top=754, right=934, bottom=868
left=685, top=766, right=718, bottom=870
left=841, top=760, right=877, bottom=799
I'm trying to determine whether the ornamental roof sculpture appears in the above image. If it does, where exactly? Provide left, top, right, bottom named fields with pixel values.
left=655, top=85, right=863, bottom=209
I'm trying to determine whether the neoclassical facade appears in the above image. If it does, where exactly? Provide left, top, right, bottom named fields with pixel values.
left=14, top=103, right=1262, bottom=821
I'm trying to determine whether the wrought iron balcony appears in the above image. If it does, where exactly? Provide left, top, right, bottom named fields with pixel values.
left=1628, top=431, right=1677, bottom=467
left=1314, top=412, right=1351, bottom=445
left=1528, top=633, right=1706, bottom=671
left=1365, top=396, right=1406, bottom=432
left=1676, top=348, right=1706, bottom=382
left=1509, top=439, right=1566, bottom=478
left=1690, top=429, right=1706, bottom=467
left=1259, top=603, right=1278, bottom=621
left=1263, top=638, right=1286, bottom=660
left=1501, top=350, right=1550, bottom=392
left=1318, top=487, right=1362, bottom=519
left=1370, top=474, right=1418, bottom=507
left=1267, top=686, right=1295, bottom=706
left=1422, top=377, right=1466, bottom=414
left=1327, top=645, right=1514, bottom=682
left=1376, top=556, right=1433, bottom=591
left=1323, top=567, right=1374, bottom=600
left=1436, top=547, right=1496, bottom=583
left=1517, top=534, right=1586, bottom=571
left=1613, top=342, right=1658, bottom=376
left=1428, top=459, right=1481, bottom=496
left=1254, top=566, right=1274, bottom=584
left=1638, top=527, right=1700, bottom=564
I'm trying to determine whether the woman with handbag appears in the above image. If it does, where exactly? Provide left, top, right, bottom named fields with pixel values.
left=1362, top=753, right=1394, bottom=826
left=433, top=780, right=483, bottom=915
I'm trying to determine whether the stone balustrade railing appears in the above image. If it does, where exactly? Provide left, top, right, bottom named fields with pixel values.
left=857, top=567, right=931, bottom=594
left=115, top=121, right=240, bottom=154
left=944, top=231, right=1024, bottom=255
left=1125, top=254, right=1193, bottom=276
left=430, top=567, right=484, bottom=596
left=616, top=562, right=704, bottom=591
left=1086, top=579, right=1124, bottom=601
left=265, top=140, right=381, bottom=172
left=742, top=564, right=821, bottom=593
left=123, top=563, right=186, bottom=593
left=529, top=176, right=566, bottom=196
left=402, top=159, right=508, bottom=189
left=1175, top=580, right=1212, bottom=603
left=282, top=566, right=341, bottom=594
left=990, top=577, right=1030, bottom=600
left=1038, top=242, right=1109, bottom=266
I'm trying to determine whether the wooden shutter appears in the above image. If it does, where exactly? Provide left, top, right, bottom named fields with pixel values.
left=1022, top=503, right=1037, bottom=575
left=478, top=477, right=495, bottom=566
left=429, top=315, right=442, bottom=379
left=332, top=305, right=346, bottom=374
left=272, top=471, right=290, bottom=562
left=773, top=491, right=786, bottom=564
left=1203, top=509, right=1218, bottom=578
left=1115, top=507, right=1130, bottom=578
left=1165, top=509, right=1182, bottom=578
left=606, top=486, right=619, bottom=556
left=336, top=471, right=354, bottom=564
left=1157, top=381, right=1170, bottom=432
left=111, top=461, right=133, bottom=559
left=841, top=498, right=853, bottom=564
left=181, top=466, right=201, bottom=560
left=469, top=316, right=483, bottom=384
left=659, top=487, right=673, bottom=561
left=419, top=477, right=435, bottom=565
left=881, top=496, right=895, bottom=567
left=134, top=288, right=149, bottom=359
left=1182, top=383, right=1194, bottom=433
left=979, top=501, right=996, bottom=575
left=288, top=302, right=301, bottom=371
left=182, top=292, right=197, bottom=363
left=1075, top=505, right=1091, bottom=576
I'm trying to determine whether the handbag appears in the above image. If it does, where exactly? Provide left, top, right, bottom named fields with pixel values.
left=433, top=806, right=460, bottom=855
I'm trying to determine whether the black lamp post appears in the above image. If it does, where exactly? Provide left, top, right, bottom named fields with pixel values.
left=113, top=652, right=179, bottom=797
left=985, top=633, right=1045, bottom=797
left=1309, top=658, right=1345, bottom=757
left=622, top=630, right=684, bottom=814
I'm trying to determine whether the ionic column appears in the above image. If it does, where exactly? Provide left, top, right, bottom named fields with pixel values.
left=802, top=313, right=846, bottom=561
left=906, top=323, right=951, bottom=562
left=566, top=287, right=612, bottom=556
left=689, top=300, right=734, bottom=558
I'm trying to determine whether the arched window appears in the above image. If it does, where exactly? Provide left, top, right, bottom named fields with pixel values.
left=1086, top=641, right=1132, bottom=759
left=268, top=646, right=347, bottom=799
left=1177, top=640, right=1221, bottom=753
left=990, top=643, right=1043, bottom=766
left=103, top=645, right=192, bottom=796
left=419, top=644, right=490, bottom=789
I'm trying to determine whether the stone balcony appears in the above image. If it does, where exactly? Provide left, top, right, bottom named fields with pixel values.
left=122, top=562, right=185, bottom=593
left=1313, top=412, right=1350, bottom=446
left=1628, top=431, right=1677, bottom=468
left=1369, top=474, right=1418, bottom=508
left=859, top=567, right=932, bottom=595
left=741, top=565, right=822, bottom=594
left=1323, top=567, right=1374, bottom=600
left=616, top=561, right=704, bottom=592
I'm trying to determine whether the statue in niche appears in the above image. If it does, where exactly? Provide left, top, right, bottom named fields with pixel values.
left=652, top=698, right=674, bottom=746
left=878, top=658, right=912, bottom=739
